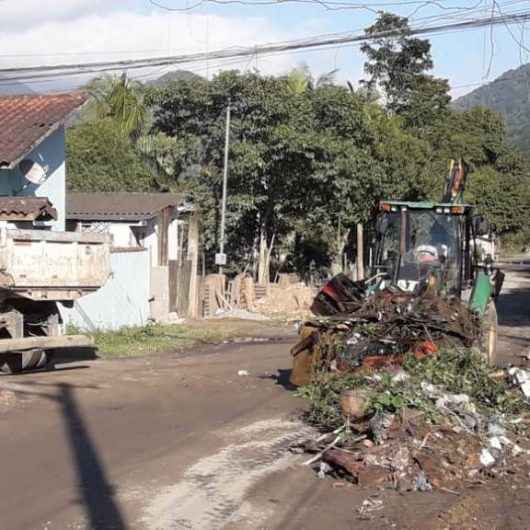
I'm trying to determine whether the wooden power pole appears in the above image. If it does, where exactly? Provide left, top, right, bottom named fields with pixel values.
left=356, top=223, right=364, bottom=281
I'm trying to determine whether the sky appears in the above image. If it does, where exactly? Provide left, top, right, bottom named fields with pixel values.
left=1, top=0, right=530, bottom=97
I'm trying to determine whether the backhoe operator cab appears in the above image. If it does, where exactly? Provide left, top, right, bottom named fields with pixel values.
left=374, top=200, right=500, bottom=300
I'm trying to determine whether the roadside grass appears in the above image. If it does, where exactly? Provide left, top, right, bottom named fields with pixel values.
left=68, top=319, right=290, bottom=359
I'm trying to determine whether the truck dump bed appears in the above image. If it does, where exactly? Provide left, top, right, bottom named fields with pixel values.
left=0, top=228, right=112, bottom=301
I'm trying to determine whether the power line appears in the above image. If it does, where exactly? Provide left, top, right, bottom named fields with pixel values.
left=0, top=0, right=523, bottom=60
left=0, top=11, right=530, bottom=84
left=1, top=9, right=530, bottom=83
left=148, top=0, right=491, bottom=13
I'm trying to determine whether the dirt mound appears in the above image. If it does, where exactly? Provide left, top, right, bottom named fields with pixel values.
left=255, top=283, right=315, bottom=316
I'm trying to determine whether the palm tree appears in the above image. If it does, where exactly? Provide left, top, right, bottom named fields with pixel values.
left=88, top=73, right=147, bottom=139
left=286, top=66, right=311, bottom=95
left=286, top=66, right=339, bottom=94
left=315, top=68, right=339, bottom=88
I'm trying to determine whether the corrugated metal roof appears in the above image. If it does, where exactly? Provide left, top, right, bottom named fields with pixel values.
left=0, top=196, right=57, bottom=221
left=66, top=192, right=186, bottom=221
left=0, top=92, right=88, bottom=169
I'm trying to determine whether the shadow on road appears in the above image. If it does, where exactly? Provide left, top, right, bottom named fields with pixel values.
left=258, top=368, right=297, bottom=391
left=52, top=346, right=99, bottom=364
left=2, top=380, right=129, bottom=529
left=497, top=288, right=530, bottom=329
left=496, top=268, right=530, bottom=326
left=58, top=382, right=128, bottom=530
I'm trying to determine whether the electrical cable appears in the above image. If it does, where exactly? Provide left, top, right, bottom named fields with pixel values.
left=1, top=9, right=530, bottom=84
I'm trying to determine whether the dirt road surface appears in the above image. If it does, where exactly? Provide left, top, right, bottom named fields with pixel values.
left=0, top=269, right=529, bottom=530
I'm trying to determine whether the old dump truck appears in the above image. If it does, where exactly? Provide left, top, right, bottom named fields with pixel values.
left=0, top=226, right=111, bottom=373
left=292, top=161, right=503, bottom=383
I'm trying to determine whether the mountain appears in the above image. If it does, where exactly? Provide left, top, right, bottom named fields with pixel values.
left=454, top=63, right=530, bottom=155
left=147, top=70, right=202, bottom=87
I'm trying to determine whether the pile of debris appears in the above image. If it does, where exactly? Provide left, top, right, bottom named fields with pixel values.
left=202, top=272, right=314, bottom=319
left=291, top=276, right=481, bottom=386
left=290, top=273, right=530, bottom=494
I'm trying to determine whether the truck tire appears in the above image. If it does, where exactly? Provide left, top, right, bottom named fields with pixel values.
left=480, top=303, right=498, bottom=366
left=0, top=301, right=60, bottom=374
left=0, top=349, right=50, bottom=374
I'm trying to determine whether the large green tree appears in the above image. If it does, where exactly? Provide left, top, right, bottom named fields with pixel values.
left=145, top=70, right=434, bottom=277
left=66, top=119, right=154, bottom=192
left=360, top=12, right=530, bottom=239
left=361, top=12, right=450, bottom=128
left=65, top=19, right=530, bottom=271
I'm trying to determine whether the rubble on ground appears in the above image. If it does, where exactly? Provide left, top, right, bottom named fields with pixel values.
left=212, top=308, right=271, bottom=321
left=255, top=283, right=314, bottom=317
left=202, top=272, right=314, bottom=319
left=292, top=354, right=530, bottom=493
left=508, top=366, right=530, bottom=403
left=290, top=273, right=530, bottom=495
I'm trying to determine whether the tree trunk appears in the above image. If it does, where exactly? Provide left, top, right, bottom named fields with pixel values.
left=264, top=233, right=275, bottom=284
left=330, top=228, right=350, bottom=276
left=258, top=229, right=267, bottom=284
left=258, top=230, right=275, bottom=285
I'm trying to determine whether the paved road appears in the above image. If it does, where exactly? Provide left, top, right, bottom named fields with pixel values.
left=497, top=266, right=530, bottom=363
left=0, top=270, right=528, bottom=530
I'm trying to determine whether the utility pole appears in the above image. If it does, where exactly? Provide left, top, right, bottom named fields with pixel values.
left=218, top=101, right=231, bottom=274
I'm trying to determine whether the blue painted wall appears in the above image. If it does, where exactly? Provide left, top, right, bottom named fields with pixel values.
left=61, top=250, right=151, bottom=331
left=0, top=126, right=66, bottom=230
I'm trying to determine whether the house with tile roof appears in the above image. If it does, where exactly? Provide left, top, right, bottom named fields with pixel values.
left=0, top=92, right=88, bottom=230
left=0, top=93, right=199, bottom=332
left=63, top=192, right=200, bottom=328
left=66, top=192, right=192, bottom=266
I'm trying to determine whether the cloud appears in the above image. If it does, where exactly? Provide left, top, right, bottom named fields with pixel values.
left=0, top=9, right=325, bottom=89
left=0, top=0, right=108, bottom=30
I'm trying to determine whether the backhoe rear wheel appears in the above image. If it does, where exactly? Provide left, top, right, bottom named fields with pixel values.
left=480, top=302, right=498, bottom=366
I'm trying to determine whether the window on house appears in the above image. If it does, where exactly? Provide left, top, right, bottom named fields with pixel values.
left=81, top=221, right=110, bottom=234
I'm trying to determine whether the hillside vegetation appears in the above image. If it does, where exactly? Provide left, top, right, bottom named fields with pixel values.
left=455, top=63, right=530, bottom=156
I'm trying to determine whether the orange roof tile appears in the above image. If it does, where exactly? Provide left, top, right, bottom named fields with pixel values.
left=0, top=92, right=88, bottom=168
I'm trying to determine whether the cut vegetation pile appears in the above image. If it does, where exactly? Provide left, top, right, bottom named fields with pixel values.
left=294, top=347, right=530, bottom=493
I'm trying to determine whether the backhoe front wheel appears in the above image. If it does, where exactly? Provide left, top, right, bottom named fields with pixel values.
left=480, top=302, right=498, bottom=366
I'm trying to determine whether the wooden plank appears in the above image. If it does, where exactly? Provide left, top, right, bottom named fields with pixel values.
left=187, top=212, right=200, bottom=318
left=168, top=259, right=178, bottom=313
left=176, top=260, right=192, bottom=316
left=356, top=223, right=364, bottom=281
left=0, top=334, right=94, bottom=354
left=157, top=206, right=172, bottom=266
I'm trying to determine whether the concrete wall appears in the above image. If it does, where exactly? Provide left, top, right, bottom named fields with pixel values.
left=149, top=265, right=169, bottom=322
left=0, top=127, right=66, bottom=230
left=61, top=249, right=150, bottom=331
left=144, top=218, right=158, bottom=265
left=107, top=222, right=135, bottom=247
